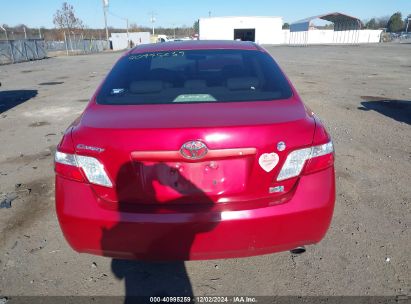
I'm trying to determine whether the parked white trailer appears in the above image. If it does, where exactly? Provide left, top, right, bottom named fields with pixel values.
left=199, top=16, right=283, bottom=44
left=110, top=32, right=151, bottom=50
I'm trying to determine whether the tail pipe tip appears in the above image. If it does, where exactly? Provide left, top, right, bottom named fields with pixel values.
left=290, top=246, right=306, bottom=254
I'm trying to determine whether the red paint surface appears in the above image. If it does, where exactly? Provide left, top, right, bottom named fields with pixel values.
left=55, top=41, right=335, bottom=260
left=56, top=167, right=335, bottom=260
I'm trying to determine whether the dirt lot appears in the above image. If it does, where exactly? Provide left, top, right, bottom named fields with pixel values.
left=0, top=44, right=410, bottom=299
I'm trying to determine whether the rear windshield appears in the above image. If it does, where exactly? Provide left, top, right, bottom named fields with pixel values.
left=96, top=49, right=292, bottom=105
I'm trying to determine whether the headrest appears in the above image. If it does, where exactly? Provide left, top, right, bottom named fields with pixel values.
left=227, top=77, right=259, bottom=91
left=184, top=80, right=207, bottom=89
left=130, top=81, right=163, bottom=94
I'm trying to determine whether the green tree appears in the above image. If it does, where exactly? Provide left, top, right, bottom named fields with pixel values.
left=365, top=18, right=377, bottom=29
left=282, top=22, right=290, bottom=29
left=376, top=16, right=389, bottom=29
left=387, top=12, right=404, bottom=32
left=193, top=20, right=199, bottom=34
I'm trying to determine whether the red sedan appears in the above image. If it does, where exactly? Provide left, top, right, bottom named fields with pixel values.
left=55, top=41, right=335, bottom=260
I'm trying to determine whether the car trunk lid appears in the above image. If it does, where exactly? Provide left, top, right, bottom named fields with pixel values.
left=72, top=98, right=315, bottom=205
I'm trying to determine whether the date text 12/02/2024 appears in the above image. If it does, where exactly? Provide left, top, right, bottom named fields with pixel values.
left=149, top=296, right=258, bottom=303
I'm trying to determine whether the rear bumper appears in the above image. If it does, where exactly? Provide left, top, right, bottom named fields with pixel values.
left=56, top=167, right=335, bottom=260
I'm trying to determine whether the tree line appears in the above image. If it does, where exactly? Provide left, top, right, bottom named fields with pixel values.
left=364, top=12, right=410, bottom=32
left=0, top=2, right=197, bottom=41
left=1, top=2, right=410, bottom=41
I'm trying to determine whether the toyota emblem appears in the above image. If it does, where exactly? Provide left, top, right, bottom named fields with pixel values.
left=180, top=141, right=208, bottom=160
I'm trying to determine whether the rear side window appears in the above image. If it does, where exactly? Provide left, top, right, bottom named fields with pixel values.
left=96, top=49, right=292, bottom=105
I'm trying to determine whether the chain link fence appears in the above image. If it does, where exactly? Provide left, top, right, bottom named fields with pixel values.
left=0, top=39, right=47, bottom=64
left=46, top=36, right=109, bottom=56
left=0, top=37, right=109, bottom=65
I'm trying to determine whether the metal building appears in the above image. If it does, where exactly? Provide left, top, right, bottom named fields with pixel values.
left=199, top=16, right=283, bottom=44
left=289, top=12, right=364, bottom=45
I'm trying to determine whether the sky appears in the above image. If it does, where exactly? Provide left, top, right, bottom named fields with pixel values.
left=0, top=0, right=410, bottom=29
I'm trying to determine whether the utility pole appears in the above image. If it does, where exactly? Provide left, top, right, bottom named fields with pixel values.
left=126, top=18, right=129, bottom=44
left=102, top=0, right=109, bottom=46
left=105, top=8, right=130, bottom=46
left=38, top=28, right=42, bottom=39
left=150, top=11, right=156, bottom=35
left=23, top=26, right=27, bottom=39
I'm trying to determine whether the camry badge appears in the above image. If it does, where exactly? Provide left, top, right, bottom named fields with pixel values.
left=76, top=144, right=105, bottom=153
left=180, top=141, right=208, bottom=160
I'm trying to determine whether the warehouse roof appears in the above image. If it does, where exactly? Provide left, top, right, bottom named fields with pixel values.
left=290, top=12, right=363, bottom=32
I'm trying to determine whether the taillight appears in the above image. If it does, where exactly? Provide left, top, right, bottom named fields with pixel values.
left=277, top=141, right=334, bottom=181
left=55, top=151, right=113, bottom=187
left=54, top=151, right=84, bottom=182
left=303, top=142, right=334, bottom=175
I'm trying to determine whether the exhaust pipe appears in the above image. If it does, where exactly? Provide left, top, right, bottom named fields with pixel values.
left=290, top=246, right=306, bottom=254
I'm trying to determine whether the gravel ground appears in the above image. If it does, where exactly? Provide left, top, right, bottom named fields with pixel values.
left=0, top=44, right=410, bottom=299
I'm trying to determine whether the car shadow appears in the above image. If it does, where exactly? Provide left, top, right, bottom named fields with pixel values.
left=0, top=90, right=38, bottom=114
left=358, top=97, right=411, bottom=125
left=101, top=161, right=220, bottom=302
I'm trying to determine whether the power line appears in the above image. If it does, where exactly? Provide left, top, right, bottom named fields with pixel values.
left=107, top=10, right=128, bottom=22
left=107, top=9, right=130, bottom=45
